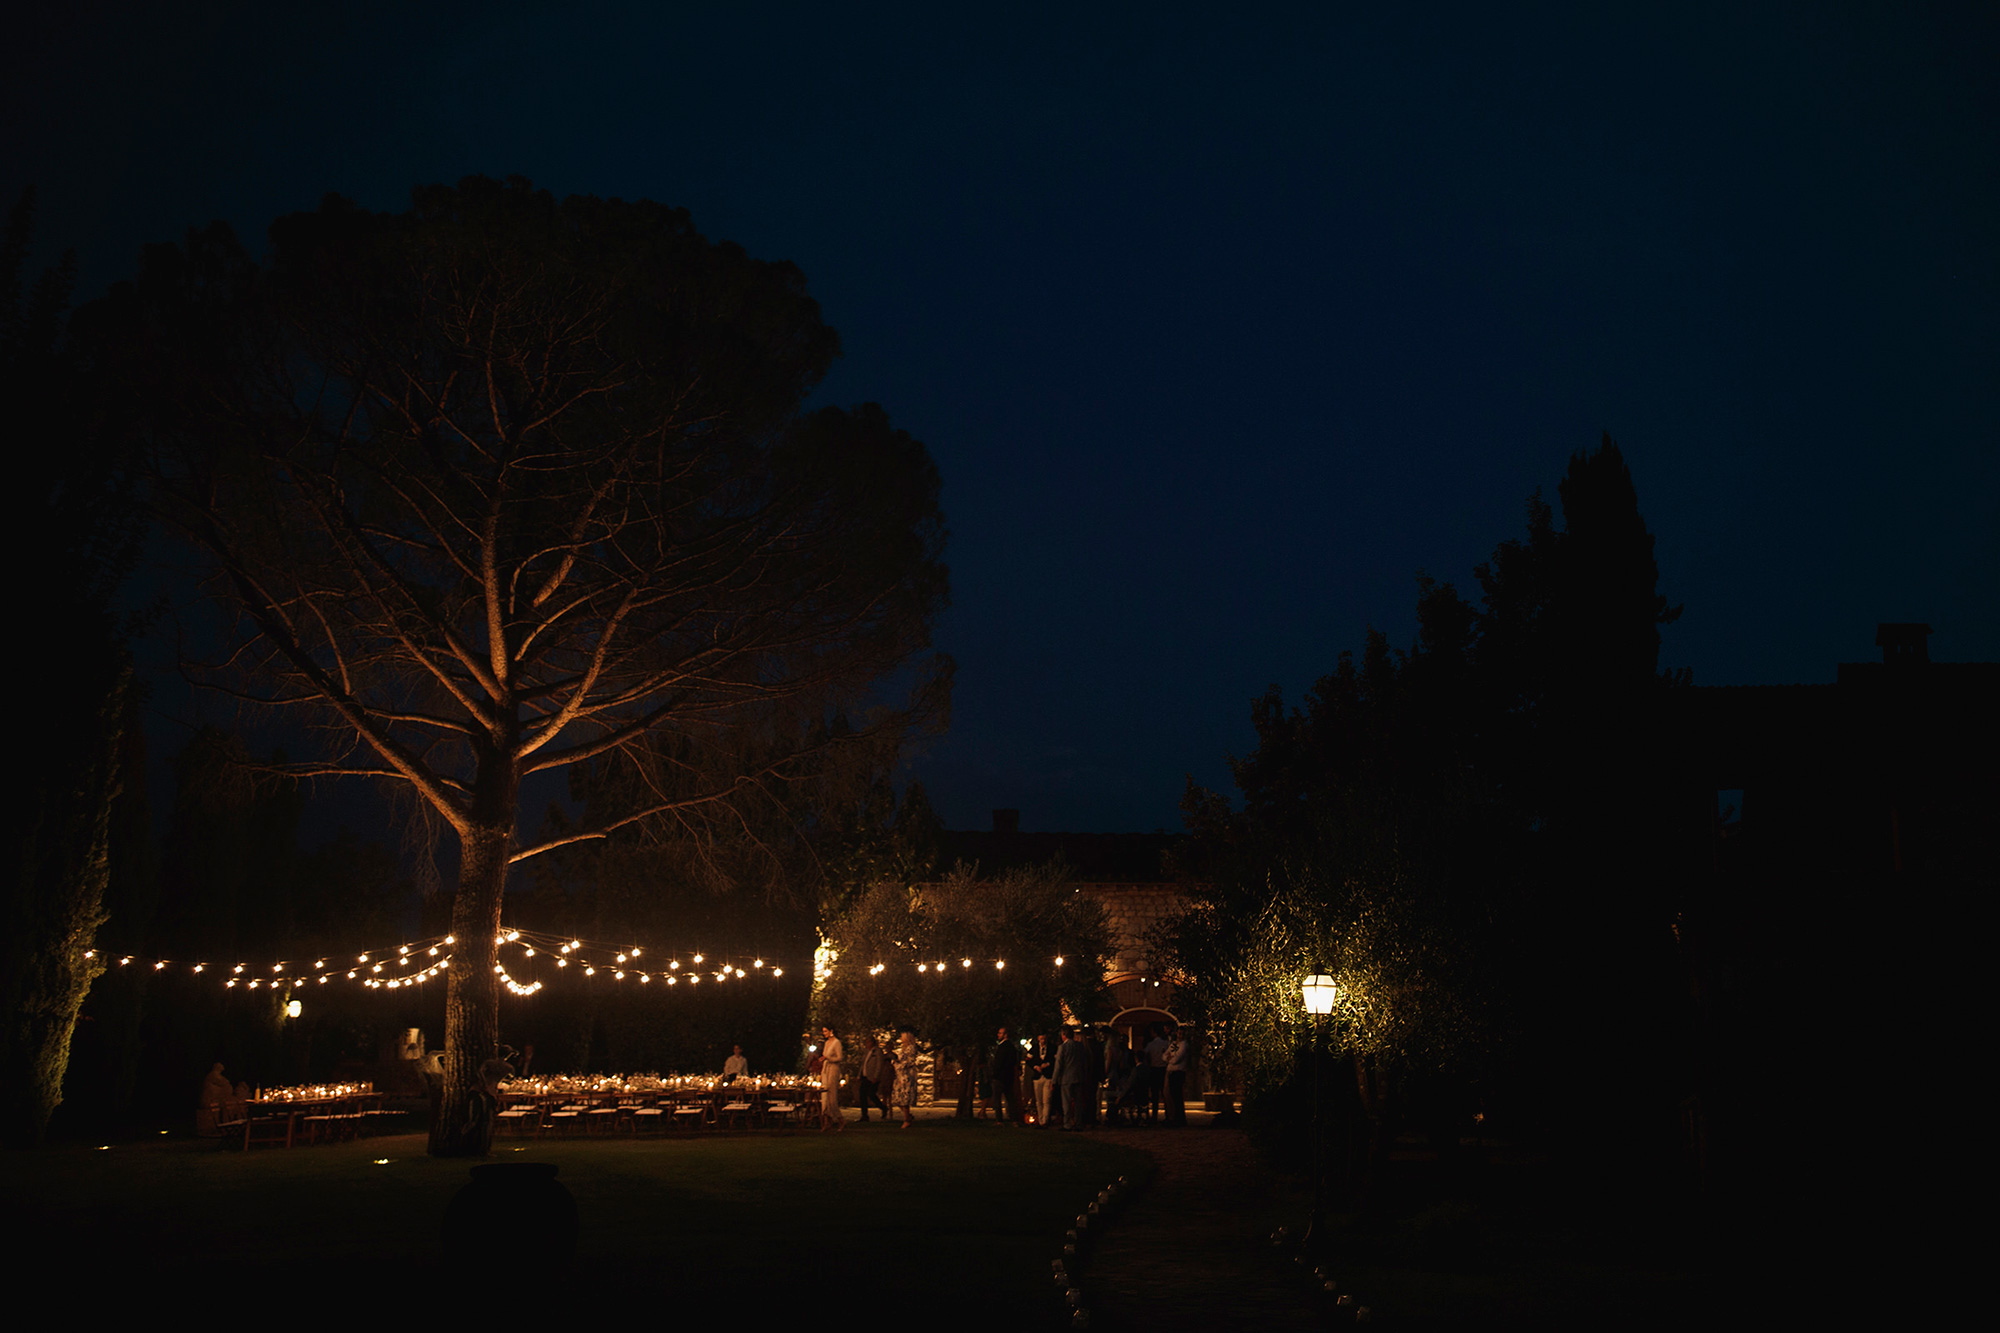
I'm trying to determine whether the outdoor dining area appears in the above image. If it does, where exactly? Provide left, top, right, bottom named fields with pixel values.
left=211, top=1082, right=401, bottom=1149
left=495, top=1073, right=825, bottom=1136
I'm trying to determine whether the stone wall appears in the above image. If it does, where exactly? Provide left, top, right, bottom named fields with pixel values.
left=1079, top=882, right=1194, bottom=978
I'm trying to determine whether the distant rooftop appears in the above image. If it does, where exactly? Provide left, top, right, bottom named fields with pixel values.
left=935, top=809, right=1180, bottom=882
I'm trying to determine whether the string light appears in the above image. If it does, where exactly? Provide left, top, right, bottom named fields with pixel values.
left=77, top=926, right=821, bottom=999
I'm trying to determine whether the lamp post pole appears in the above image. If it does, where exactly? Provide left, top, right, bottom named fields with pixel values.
left=1301, top=974, right=1337, bottom=1246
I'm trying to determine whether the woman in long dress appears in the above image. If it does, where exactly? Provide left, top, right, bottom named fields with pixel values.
left=818, top=1026, right=845, bottom=1132
left=891, top=1029, right=919, bottom=1128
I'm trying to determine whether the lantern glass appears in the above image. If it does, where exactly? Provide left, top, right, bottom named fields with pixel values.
left=1302, top=974, right=1337, bottom=1015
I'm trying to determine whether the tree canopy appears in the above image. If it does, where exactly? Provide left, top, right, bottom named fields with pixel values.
left=815, top=861, right=1114, bottom=1056
left=1161, top=437, right=1687, bottom=1193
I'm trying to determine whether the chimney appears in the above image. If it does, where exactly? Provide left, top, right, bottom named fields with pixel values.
left=1876, top=623, right=1932, bottom=668
left=991, top=808, right=1020, bottom=836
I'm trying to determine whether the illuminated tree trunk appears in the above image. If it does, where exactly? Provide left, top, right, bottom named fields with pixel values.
left=430, top=750, right=518, bottom=1158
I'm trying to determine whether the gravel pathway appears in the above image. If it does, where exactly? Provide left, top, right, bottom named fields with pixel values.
left=1079, top=1117, right=1322, bottom=1332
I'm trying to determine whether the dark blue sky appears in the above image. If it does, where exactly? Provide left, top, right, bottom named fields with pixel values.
left=9, top=2, right=1995, bottom=832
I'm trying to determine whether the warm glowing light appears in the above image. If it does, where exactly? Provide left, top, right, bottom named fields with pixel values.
left=1055, top=956, right=1065, bottom=967
left=585, top=967, right=596, bottom=976
left=754, top=959, right=764, bottom=968
left=693, top=953, right=703, bottom=964
left=617, top=953, right=627, bottom=963
left=286, top=999, right=302, bottom=1017
left=996, top=960, right=1005, bottom=969
left=193, top=964, right=205, bottom=973
left=1302, top=974, right=1338, bottom=1015
left=154, top=961, right=166, bottom=970
left=772, top=968, right=782, bottom=977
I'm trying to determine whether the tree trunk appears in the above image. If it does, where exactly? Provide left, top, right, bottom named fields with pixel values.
left=1, top=668, right=122, bottom=1147
left=430, top=819, right=512, bottom=1157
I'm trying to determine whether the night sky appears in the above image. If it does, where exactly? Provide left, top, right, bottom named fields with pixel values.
left=9, top=3, right=1995, bottom=834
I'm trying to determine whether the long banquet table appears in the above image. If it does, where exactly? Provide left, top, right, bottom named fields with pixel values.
left=494, top=1077, right=823, bottom=1136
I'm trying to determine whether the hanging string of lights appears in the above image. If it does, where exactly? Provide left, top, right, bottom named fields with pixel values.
left=83, top=926, right=794, bottom=995
left=87, top=927, right=1096, bottom=996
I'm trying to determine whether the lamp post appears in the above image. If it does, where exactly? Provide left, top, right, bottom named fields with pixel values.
left=1301, top=974, right=1337, bottom=1245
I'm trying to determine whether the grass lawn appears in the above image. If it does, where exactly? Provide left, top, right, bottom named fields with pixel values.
left=8, top=1122, right=1149, bottom=1312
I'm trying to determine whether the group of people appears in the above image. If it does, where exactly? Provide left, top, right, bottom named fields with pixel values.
left=1018, top=1023, right=1189, bottom=1130
left=811, top=1027, right=922, bottom=1130
left=736, top=1021, right=1194, bottom=1132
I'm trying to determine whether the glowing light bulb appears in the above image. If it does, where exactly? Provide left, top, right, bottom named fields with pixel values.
left=616, top=953, right=627, bottom=964
left=693, top=954, right=703, bottom=964
left=996, top=960, right=1005, bottom=969
left=1055, top=956, right=1065, bottom=967
left=962, top=958, right=972, bottom=968
left=772, top=968, right=782, bottom=977
left=585, top=967, right=596, bottom=976
left=193, top=964, right=205, bottom=974
left=754, top=959, right=764, bottom=968
left=154, top=961, right=166, bottom=970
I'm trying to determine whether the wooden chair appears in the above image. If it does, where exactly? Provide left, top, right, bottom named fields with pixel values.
left=496, top=1106, right=540, bottom=1137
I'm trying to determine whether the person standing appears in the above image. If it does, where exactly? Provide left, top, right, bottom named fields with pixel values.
left=990, top=1027, right=1024, bottom=1125
left=1081, top=1026, right=1105, bottom=1128
left=891, top=1029, right=919, bottom=1128
left=1054, top=1029, right=1090, bottom=1130
left=1164, top=1025, right=1190, bottom=1126
left=1103, top=1033, right=1135, bottom=1125
left=818, top=1026, right=845, bottom=1132
left=722, top=1044, right=750, bottom=1082
left=1030, top=1032, right=1057, bottom=1127
left=1143, top=1024, right=1170, bottom=1124
left=858, top=1035, right=889, bottom=1121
